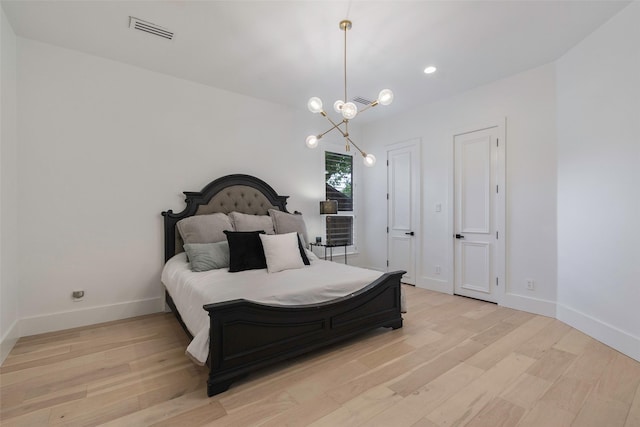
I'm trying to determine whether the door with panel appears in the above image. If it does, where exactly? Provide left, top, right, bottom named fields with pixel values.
left=387, top=141, right=420, bottom=285
left=454, top=127, right=501, bottom=302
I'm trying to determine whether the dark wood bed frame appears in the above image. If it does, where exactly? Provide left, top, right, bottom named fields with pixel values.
left=162, top=174, right=404, bottom=396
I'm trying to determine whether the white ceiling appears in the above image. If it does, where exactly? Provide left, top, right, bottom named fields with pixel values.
left=2, top=0, right=630, bottom=122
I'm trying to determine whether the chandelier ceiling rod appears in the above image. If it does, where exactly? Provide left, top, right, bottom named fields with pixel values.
left=342, top=19, right=349, bottom=108
left=305, top=19, right=394, bottom=167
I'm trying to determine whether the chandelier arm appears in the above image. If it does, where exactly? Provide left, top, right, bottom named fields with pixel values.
left=357, top=100, right=380, bottom=115
left=323, top=116, right=348, bottom=138
left=346, top=137, right=367, bottom=158
left=317, top=120, right=345, bottom=138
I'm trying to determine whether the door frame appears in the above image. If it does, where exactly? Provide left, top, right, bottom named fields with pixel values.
left=386, top=138, right=421, bottom=284
left=448, top=118, right=506, bottom=304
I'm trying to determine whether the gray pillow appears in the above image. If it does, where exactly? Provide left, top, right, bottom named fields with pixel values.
left=177, top=213, right=233, bottom=244
left=229, top=211, right=275, bottom=234
left=183, top=242, right=230, bottom=272
left=269, top=209, right=309, bottom=248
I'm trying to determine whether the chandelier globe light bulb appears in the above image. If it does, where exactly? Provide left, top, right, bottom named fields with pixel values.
left=341, top=102, right=358, bottom=119
left=307, top=97, right=323, bottom=114
left=363, top=153, right=377, bottom=167
left=377, top=89, right=394, bottom=106
left=305, top=135, right=319, bottom=149
left=333, top=100, right=345, bottom=113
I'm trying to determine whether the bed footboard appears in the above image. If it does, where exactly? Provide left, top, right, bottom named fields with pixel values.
left=203, top=270, right=405, bottom=396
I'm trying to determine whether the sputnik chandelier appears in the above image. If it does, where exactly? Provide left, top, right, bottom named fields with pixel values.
left=305, top=20, right=394, bottom=167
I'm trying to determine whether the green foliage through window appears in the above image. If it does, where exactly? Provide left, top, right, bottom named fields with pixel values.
left=325, top=152, right=353, bottom=211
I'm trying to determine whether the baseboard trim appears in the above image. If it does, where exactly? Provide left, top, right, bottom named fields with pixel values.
left=19, top=297, right=165, bottom=338
left=417, top=277, right=453, bottom=294
left=0, top=319, right=20, bottom=366
left=501, top=293, right=557, bottom=318
left=557, top=303, right=640, bottom=363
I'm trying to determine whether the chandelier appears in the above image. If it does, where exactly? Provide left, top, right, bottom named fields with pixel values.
left=305, top=20, right=394, bottom=167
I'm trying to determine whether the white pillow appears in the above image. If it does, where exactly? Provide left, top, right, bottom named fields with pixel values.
left=259, top=232, right=305, bottom=273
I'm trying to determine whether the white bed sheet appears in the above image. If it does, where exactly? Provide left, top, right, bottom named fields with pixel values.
left=161, top=252, right=384, bottom=364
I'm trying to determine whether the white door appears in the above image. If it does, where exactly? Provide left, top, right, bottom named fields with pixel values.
left=387, top=141, right=420, bottom=284
left=454, top=127, right=501, bottom=302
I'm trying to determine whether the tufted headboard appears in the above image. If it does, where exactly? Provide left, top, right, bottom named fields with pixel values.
left=161, top=174, right=289, bottom=262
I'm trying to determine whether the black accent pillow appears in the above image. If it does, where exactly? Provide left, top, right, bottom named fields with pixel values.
left=297, top=234, right=310, bottom=266
left=224, top=230, right=267, bottom=272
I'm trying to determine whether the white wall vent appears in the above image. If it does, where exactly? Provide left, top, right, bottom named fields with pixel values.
left=129, top=17, right=174, bottom=40
left=353, top=96, right=374, bottom=106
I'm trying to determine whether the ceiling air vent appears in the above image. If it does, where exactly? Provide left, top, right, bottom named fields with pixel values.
left=129, top=17, right=174, bottom=40
left=353, top=96, right=374, bottom=106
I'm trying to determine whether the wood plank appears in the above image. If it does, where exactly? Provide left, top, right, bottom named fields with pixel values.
left=1, top=287, right=638, bottom=426
left=284, top=360, right=369, bottom=403
left=596, top=352, right=640, bottom=405
left=625, top=382, right=640, bottom=427
left=571, top=392, right=630, bottom=427
left=517, top=401, right=577, bottom=427
left=465, top=316, right=553, bottom=370
left=258, top=395, right=341, bottom=427
left=1, top=345, right=71, bottom=367
left=563, top=339, right=617, bottom=383
left=425, top=352, right=536, bottom=426
left=99, top=390, right=213, bottom=427
left=309, top=386, right=402, bottom=427
left=409, top=418, right=439, bottom=427
left=0, top=389, right=86, bottom=421
left=0, top=407, right=52, bottom=427
left=515, top=319, right=572, bottom=359
left=470, top=320, right=519, bottom=346
left=464, top=396, right=525, bottom=427
left=552, top=327, right=593, bottom=355
left=357, top=341, right=416, bottom=369
left=539, top=376, right=594, bottom=414
left=207, top=391, right=297, bottom=426
left=402, top=328, right=442, bottom=349
left=388, top=339, right=485, bottom=397
left=149, top=401, right=226, bottom=427
left=499, top=373, right=551, bottom=409
left=366, top=363, right=484, bottom=427
left=526, top=347, right=576, bottom=382
left=325, top=353, right=426, bottom=405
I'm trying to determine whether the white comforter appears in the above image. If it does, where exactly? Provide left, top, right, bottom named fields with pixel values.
left=161, top=252, right=384, bottom=364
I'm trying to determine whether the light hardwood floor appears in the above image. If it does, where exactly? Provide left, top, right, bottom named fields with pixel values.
left=1, top=285, right=639, bottom=426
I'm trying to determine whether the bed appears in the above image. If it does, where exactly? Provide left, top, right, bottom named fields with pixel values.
left=161, top=174, right=405, bottom=396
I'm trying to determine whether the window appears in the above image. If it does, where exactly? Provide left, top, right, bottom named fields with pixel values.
left=326, top=215, right=353, bottom=246
left=325, top=151, right=354, bottom=246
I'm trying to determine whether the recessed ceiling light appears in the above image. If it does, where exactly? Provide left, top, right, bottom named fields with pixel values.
left=423, top=66, right=437, bottom=74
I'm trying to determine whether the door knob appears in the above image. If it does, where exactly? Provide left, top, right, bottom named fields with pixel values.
left=405, top=231, right=415, bottom=236
left=455, top=234, right=465, bottom=239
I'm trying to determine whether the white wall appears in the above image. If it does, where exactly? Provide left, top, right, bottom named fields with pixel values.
left=362, top=63, right=558, bottom=316
left=7, top=2, right=639, bottom=367
left=556, top=1, right=640, bottom=361
left=0, top=6, right=20, bottom=364
left=16, top=38, right=329, bottom=336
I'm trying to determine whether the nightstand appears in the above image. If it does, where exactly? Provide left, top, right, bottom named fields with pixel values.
left=309, top=242, right=348, bottom=264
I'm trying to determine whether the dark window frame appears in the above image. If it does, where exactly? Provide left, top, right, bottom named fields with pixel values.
left=324, top=151, right=355, bottom=247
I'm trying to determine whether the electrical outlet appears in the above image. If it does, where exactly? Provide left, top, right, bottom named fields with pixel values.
left=526, top=279, right=535, bottom=291
left=435, top=265, right=441, bottom=275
